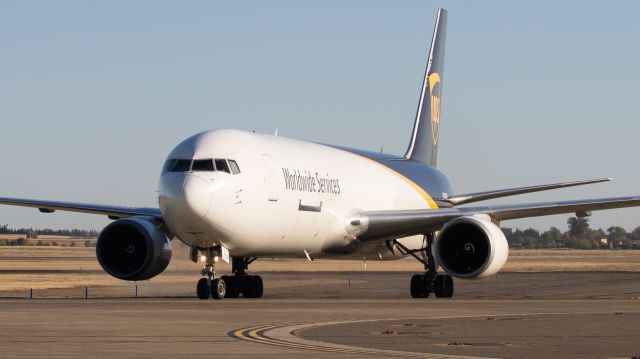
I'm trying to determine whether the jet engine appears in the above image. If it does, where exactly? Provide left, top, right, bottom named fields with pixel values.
left=433, top=216, right=508, bottom=279
left=96, top=217, right=172, bottom=281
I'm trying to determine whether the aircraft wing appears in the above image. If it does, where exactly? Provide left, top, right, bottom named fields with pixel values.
left=356, top=195, right=640, bottom=243
left=0, top=197, right=162, bottom=222
left=439, top=178, right=612, bottom=205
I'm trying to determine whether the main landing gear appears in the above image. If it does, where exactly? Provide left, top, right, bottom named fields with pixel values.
left=390, top=234, right=454, bottom=298
left=191, top=247, right=263, bottom=299
left=222, top=257, right=263, bottom=298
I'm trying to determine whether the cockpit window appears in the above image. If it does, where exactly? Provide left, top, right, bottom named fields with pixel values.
left=161, top=159, right=176, bottom=175
left=192, top=159, right=215, bottom=171
left=162, top=158, right=239, bottom=175
left=171, top=159, right=192, bottom=172
left=215, top=159, right=230, bottom=173
left=228, top=160, right=241, bottom=174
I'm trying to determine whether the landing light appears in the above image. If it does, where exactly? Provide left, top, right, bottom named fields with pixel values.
left=200, top=255, right=206, bottom=262
left=214, top=256, right=219, bottom=263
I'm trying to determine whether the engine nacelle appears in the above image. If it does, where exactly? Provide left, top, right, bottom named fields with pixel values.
left=434, top=216, right=508, bottom=279
left=96, top=217, right=172, bottom=281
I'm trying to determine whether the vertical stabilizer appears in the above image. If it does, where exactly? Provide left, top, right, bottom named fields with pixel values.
left=404, top=8, right=447, bottom=167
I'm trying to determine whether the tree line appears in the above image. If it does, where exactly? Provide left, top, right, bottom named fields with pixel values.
left=0, top=238, right=96, bottom=247
left=0, top=225, right=98, bottom=238
left=503, top=217, right=640, bottom=249
left=0, top=225, right=97, bottom=247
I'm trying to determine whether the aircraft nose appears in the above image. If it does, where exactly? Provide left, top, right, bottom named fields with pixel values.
left=182, top=174, right=211, bottom=219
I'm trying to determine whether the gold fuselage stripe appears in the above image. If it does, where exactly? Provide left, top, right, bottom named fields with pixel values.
left=347, top=152, right=439, bottom=209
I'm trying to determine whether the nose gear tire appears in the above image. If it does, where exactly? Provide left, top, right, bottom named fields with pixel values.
left=197, top=278, right=210, bottom=299
left=211, top=278, right=226, bottom=300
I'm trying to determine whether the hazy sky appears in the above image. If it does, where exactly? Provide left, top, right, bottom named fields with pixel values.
left=1, top=1, right=639, bottom=232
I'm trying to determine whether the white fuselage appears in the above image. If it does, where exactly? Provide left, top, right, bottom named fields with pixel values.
left=159, top=129, right=442, bottom=260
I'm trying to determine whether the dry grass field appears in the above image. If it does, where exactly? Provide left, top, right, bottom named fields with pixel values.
left=504, top=249, right=640, bottom=271
left=1, top=240, right=639, bottom=297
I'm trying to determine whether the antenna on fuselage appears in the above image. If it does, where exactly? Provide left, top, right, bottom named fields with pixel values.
left=274, top=128, right=278, bottom=136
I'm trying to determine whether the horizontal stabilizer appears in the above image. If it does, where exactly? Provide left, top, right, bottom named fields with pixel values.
left=440, top=178, right=612, bottom=206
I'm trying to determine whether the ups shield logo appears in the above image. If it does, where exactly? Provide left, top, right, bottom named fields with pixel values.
left=429, top=72, right=442, bottom=145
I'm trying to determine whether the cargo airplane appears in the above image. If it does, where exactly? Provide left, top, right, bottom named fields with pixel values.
left=2, top=9, right=639, bottom=299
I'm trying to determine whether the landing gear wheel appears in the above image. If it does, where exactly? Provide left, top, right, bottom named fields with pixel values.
left=197, top=278, right=210, bottom=299
left=394, top=234, right=454, bottom=299
left=410, top=274, right=428, bottom=298
left=243, top=275, right=263, bottom=298
left=434, top=274, right=454, bottom=298
left=253, top=276, right=263, bottom=298
left=226, top=257, right=262, bottom=299
left=222, top=275, right=240, bottom=298
left=211, top=278, right=226, bottom=300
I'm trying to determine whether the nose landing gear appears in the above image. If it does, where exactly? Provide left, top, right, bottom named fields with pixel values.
left=191, top=248, right=262, bottom=299
left=195, top=247, right=226, bottom=300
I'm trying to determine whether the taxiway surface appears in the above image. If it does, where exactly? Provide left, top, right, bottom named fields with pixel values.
left=1, top=271, right=640, bottom=358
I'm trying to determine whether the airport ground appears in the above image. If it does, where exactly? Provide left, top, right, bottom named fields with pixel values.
left=1, top=244, right=640, bottom=358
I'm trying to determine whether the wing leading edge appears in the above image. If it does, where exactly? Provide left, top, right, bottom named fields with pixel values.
left=0, top=197, right=162, bottom=222
left=439, top=178, right=612, bottom=205
left=355, top=195, right=640, bottom=243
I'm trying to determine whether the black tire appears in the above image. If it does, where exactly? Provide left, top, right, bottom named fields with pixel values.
left=410, top=274, right=426, bottom=298
left=221, top=275, right=230, bottom=298
left=434, top=274, right=454, bottom=298
left=211, top=278, right=226, bottom=300
left=443, top=275, right=454, bottom=297
left=253, top=275, right=264, bottom=298
left=243, top=275, right=264, bottom=298
left=197, top=278, right=210, bottom=299
left=224, top=276, right=240, bottom=298
left=243, top=275, right=255, bottom=298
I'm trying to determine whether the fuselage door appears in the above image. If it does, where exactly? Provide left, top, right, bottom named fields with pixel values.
left=261, top=154, right=278, bottom=201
